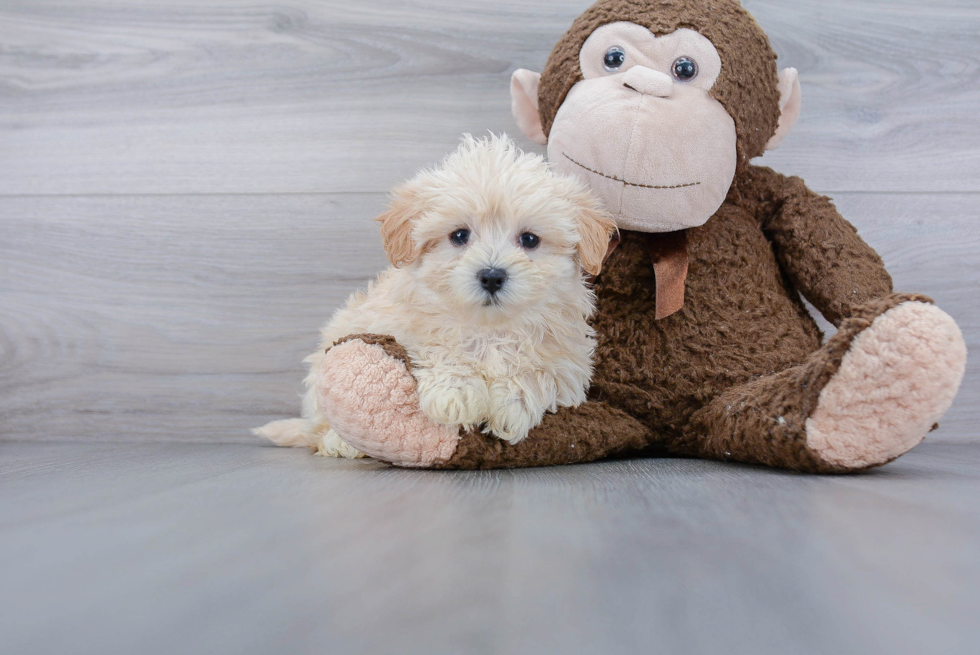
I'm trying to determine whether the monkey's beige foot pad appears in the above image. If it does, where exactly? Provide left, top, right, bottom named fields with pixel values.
left=317, top=339, right=460, bottom=467
left=806, top=302, right=967, bottom=469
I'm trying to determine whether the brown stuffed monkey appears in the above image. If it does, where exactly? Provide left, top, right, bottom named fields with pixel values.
left=310, top=0, right=967, bottom=472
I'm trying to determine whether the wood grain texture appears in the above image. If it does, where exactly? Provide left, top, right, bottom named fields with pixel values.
left=1, top=0, right=978, bottom=195
left=2, top=440, right=979, bottom=655
left=0, top=193, right=389, bottom=441
left=1, top=192, right=976, bottom=443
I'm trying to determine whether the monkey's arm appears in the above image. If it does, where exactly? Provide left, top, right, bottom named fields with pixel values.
left=433, top=402, right=656, bottom=470
left=318, top=334, right=656, bottom=469
left=746, top=165, right=893, bottom=326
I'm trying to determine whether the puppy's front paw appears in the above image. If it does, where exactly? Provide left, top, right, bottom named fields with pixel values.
left=485, top=384, right=543, bottom=444
left=415, top=370, right=489, bottom=430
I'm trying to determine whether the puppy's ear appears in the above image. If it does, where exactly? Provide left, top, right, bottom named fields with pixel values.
left=375, top=184, right=425, bottom=267
left=574, top=198, right=617, bottom=277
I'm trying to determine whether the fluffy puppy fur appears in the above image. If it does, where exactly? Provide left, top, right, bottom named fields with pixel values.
left=256, top=135, right=616, bottom=457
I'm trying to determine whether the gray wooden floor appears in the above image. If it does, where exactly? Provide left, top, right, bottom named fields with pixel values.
left=1, top=1, right=978, bottom=654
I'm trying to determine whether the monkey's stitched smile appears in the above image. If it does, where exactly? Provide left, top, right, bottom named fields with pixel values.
left=563, top=153, right=701, bottom=190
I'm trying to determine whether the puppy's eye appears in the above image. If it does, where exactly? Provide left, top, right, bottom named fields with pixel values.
left=672, top=57, right=698, bottom=82
left=449, top=228, right=470, bottom=246
left=603, top=46, right=626, bottom=72
left=518, top=232, right=540, bottom=250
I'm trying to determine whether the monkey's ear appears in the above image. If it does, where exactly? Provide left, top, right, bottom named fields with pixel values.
left=766, top=68, right=802, bottom=151
left=575, top=201, right=618, bottom=277
left=511, top=69, right=548, bottom=146
left=375, top=185, right=424, bottom=267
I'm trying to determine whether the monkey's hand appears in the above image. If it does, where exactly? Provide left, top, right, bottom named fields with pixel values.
left=316, top=334, right=460, bottom=467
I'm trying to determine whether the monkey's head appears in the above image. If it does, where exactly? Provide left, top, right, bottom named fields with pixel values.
left=511, top=0, right=802, bottom=233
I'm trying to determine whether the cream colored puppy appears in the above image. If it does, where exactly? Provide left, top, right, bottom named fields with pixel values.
left=256, top=135, right=615, bottom=457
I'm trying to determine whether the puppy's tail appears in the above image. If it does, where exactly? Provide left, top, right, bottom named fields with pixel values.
left=252, top=418, right=320, bottom=448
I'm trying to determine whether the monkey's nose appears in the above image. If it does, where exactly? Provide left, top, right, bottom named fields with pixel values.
left=478, top=268, right=507, bottom=295
left=622, top=66, right=673, bottom=98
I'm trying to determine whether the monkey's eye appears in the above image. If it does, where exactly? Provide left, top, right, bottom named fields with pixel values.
left=449, top=228, right=470, bottom=246
left=518, top=232, right=540, bottom=250
left=672, top=57, right=698, bottom=82
left=603, top=46, right=626, bottom=72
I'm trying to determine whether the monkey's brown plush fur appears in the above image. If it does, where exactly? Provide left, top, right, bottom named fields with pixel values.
left=303, top=0, right=966, bottom=473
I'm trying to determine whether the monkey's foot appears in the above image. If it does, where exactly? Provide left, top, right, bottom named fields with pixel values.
left=806, top=301, right=967, bottom=469
left=316, top=335, right=460, bottom=467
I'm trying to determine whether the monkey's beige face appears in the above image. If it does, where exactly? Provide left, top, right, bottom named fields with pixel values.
left=546, top=23, right=737, bottom=232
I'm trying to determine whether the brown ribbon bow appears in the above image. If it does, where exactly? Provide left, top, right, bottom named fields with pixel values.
left=600, top=230, right=689, bottom=320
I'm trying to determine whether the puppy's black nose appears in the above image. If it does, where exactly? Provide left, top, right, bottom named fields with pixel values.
left=478, top=268, right=507, bottom=295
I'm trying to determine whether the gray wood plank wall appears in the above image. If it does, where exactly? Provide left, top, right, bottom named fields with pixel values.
left=1, top=0, right=978, bottom=444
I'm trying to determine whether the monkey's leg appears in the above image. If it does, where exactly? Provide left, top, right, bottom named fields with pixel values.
left=675, top=294, right=966, bottom=473
left=317, top=335, right=655, bottom=469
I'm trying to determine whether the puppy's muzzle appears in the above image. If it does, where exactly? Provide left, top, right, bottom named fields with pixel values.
left=478, top=267, right=507, bottom=296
